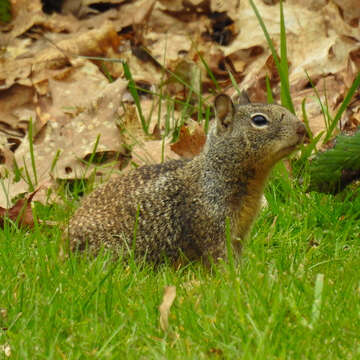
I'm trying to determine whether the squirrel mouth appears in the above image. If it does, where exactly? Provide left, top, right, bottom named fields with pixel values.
left=279, top=140, right=303, bottom=157
left=289, top=133, right=307, bottom=150
left=280, top=145, right=297, bottom=156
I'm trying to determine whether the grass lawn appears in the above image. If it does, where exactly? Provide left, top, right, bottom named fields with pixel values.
left=1, top=165, right=360, bottom=359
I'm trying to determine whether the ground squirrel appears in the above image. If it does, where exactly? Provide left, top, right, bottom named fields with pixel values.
left=67, top=93, right=306, bottom=264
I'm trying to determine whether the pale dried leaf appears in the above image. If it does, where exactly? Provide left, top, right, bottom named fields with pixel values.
left=111, top=0, right=157, bottom=30
left=0, top=344, right=11, bottom=358
left=159, top=285, right=176, bottom=331
left=0, top=308, right=7, bottom=319
left=145, top=32, right=192, bottom=65
left=211, top=0, right=240, bottom=15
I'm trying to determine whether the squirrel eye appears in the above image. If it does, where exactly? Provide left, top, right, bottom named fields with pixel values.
left=251, top=114, right=269, bottom=127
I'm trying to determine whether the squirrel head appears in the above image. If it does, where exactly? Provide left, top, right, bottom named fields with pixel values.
left=209, top=93, right=307, bottom=168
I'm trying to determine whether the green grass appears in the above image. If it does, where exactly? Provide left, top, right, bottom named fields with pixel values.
left=1, top=166, right=360, bottom=359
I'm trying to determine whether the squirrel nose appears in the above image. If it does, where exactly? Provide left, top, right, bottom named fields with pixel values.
left=296, top=122, right=309, bottom=140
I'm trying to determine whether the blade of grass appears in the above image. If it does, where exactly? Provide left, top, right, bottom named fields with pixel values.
left=161, top=135, right=165, bottom=163
left=310, top=273, right=324, bottom=328
left=164, top=99, right=173, bottom=137
left=50, top=150, right=61, bottom=173
left=97, top=323, right=125, bottom=356
left=81, top=260, right=119, bottom=311
left=123, top=61, right=149, bottom=134
left=204, top=105, right=211, bottom=135
left=157, top=33, right=169, bottom=132
left=84, top=134, right=100, bottom=169
left=172, top=88, right=194, bottom=143
left=301, top=98, right=314, bottom=141
left=324, top=71, right=360, bottom=142
left=228, top=69, right=242, bottom=95
left=305, top=71, right=329, bottom=130
left=225, top=217, right=235, bottom=280
left=28, top=118, right=38, bottom=186
left=197, top=71, right=203, bottom=123
left=130, top=204, right=140, bottom=270
left=12, top=158, right=22, bottom=183
left=279, top=0, right=290, bottom=109
left=265, top=75, right=274, bottom=104
left=100, top=62, right=114, bottom=83
left=0, top=179, right=10, bottom=208
left=197, top=51, right=221, bottom=91
left=249, top=0, right=295, bottom=113
left=299, top=132, right=323, bottom=162
left=23, top=157, right=34, bottom=192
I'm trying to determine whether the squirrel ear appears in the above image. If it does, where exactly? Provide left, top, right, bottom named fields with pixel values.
left=214, top=94, right=235, bottom=132
left=232, top=90, right=251, bottom=105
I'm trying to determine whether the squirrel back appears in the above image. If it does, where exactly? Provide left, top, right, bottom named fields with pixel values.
left=67, top=93, right=306, bottom=264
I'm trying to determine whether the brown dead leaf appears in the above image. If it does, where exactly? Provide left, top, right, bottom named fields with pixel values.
left=0, top=76, right=128, bottom=208
left=1, top=21, right=119, bottom=90
left=159, top=285, right=176, bottom=331
left=332, top=0, right=360, bottom=25
left=18, top=75, right=128, bottom=180
left=0, top=148, right=14, bottom=177
left=0, top=85, right=34, bottom=138
left=208, top=347, right=224, bottom=357
left=0, top=188, right=40, bottom=228
left=3, top=0, right=43, bottom=39
left=170, top=121, right=206, bottom=159
left=110, top=0, right=157, bottom=31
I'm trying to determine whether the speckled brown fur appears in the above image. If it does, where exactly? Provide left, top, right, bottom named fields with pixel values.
left=67, top=94, right=306, bottom=264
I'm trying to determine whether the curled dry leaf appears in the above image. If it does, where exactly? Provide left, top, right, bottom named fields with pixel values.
left=170, top=121, right=206, bottom=159
left=159, top=285, right=176, bottom=331
left=0, top=188, right=40, bottom=228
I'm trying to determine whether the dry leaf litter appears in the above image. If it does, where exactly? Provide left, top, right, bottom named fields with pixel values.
left=0, top=0, right=359, bottom=209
